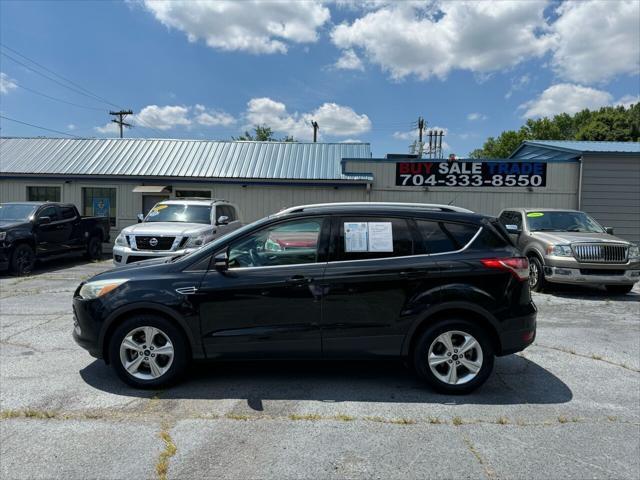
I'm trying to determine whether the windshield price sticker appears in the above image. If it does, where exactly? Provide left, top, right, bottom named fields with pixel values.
left=395, top=161, right=547, bottom=187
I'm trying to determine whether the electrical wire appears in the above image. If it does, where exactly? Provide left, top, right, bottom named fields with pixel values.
left=0, top=114, right=83, bottom=138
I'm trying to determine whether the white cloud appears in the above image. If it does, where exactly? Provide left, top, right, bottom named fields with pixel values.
left=244, top=97, right=371, bottom=140
left=392, top=129, right=418, bottom=141
left=393, top=126, right=449, bottom=141
left=616, top=95, right=640, bottom=108
left=67, top=124, right=76, bottom=131
left=95, top=122, right=120, bottom=135
left=142, top=0, right=330, bottom=54
left=505, top=74, right=531, bottom=99
left=519, top=84, right=613, bottom=118
left=134, top=105, right=191, bottom=130
left=194, top=104, right=236, bottom=127
left=334, top=49, right=364, bottom=71
left=550, top=1, right=640, bottom=84
left=340, top=138, right=364, bottom=143
left=0, top=72, right=17, bottom=94
left=331, top=1, right=552, bottom=80
left=467, top=112, right=487, bottom=121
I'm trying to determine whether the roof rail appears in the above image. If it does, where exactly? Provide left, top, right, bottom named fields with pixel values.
left=171, top=197, right=228, bottom=202
left=278, top=202, right=474, bottom=215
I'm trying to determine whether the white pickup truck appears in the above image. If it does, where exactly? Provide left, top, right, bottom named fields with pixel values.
left=112, top=199, right=242, bottom=266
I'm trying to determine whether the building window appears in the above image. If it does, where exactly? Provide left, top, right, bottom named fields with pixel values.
left=175, top=189, right=212, bottom=199
left=82, top=187, right=116, bottom=227
left=27, top=186, right=61, bottom=202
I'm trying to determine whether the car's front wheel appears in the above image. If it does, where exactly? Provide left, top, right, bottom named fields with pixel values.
left=528, top=256, right=547, bottom=292
left=413, top=319, right=494, bottom=394
left=108, top=314, right=189, bottom=388
left=85, top=235, right=103, bottom=260
left=10, top=243, right=36, bottom=276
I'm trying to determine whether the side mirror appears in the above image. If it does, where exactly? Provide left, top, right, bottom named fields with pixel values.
left=37, top=216, right=51, bottom=225
left=605, top=227, right=614, bottom=235
left=216, top=215, right=229, bottom=226
left=213, top=251, right=229, bottom=271
left=505, top=224, right=521, bottom=234
left=137, top=213, right=145, bottom=223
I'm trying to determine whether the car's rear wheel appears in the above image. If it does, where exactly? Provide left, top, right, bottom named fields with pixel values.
left=605, top=284, right=634, bottom=295
left=413, top=319, right=494, bottom=394
left=10, top=243, right=36, bottom=276
left=108, top=314, right=188, bottom=388
left=85, top=235, right=102, bottom=260
left=528, top=256, right=547, bottom=292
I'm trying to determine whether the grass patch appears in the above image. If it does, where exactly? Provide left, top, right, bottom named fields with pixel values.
left=428, top=417, right=443, bottom=424
left=224, top=413, right=251, bottom=421
left=496, top=416, right=509, bottom=425
left=607, top=415, right=617, bottom=422
left=156, top=429, right=177, bottom=480
left=289, top=413, right=322, bottom=421
left=388, top=418, right=416, bottom=425
left=557, top=416, right=568, bottom=424
left=333, top=414, right=355, bottom=422
left=452, top=416, right=463, bottom=426
left=592, top=354, right=603, bottom=360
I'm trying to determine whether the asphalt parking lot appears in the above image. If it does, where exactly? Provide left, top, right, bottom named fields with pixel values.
left=1, top=258, right=639, bottom=480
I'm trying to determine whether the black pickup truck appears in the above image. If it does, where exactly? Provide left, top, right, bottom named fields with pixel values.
left=0, top=202, right=111, bottom=275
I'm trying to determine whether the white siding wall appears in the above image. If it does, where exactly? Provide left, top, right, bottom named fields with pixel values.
left=345, top=160, right=579, bottom=215
left=580, top=155, right=640, bottom=244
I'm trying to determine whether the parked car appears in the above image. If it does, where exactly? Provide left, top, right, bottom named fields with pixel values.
left=498, top=208, right=640, bottom=294
left=0, top=202, right=110, bottom=275
left=74, top=202, right=536, bottom=393
left=112, top=199, right=241, bottom=266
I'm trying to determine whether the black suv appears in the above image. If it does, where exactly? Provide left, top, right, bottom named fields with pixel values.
left=73, top=203, right=536, bottom=394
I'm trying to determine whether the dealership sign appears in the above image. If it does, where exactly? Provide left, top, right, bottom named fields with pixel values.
left=395, top=161, right=547, bottom=187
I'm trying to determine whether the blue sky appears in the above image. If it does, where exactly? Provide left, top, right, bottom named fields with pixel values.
left=1, top=1, right=638, bottom=157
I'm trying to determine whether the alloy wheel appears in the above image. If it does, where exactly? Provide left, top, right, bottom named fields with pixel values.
left=119, top=326, right=175, bottom=380
left=427, top=330, right=483, bottom=385
left=529, top=261, right=539, bottom=289
left=16, top=248, right=34, bottom=274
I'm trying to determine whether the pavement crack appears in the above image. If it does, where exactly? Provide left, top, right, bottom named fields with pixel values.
left=462, top=434, right=496, bottom=480
left=3, top=315, right=64, bottom=342
left=533, top=344, right=640, bottom=372
left=0, top=339, right=43, bottom=353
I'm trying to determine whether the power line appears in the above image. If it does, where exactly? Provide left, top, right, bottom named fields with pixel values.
left=12, top=82, right=105, bottom=111
left=0, top=43, right=122, bottom=108
left=0, top=114, right=83, bottom=138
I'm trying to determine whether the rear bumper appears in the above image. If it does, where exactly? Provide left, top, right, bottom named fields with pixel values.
left=498, top=309, right=537, bottom=356
left=544, top=266, right=640, bottom=285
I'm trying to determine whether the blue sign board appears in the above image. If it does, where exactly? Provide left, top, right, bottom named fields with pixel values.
left=93, top=198, right=110, bottom=217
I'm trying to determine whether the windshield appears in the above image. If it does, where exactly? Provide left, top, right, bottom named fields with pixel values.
left=145, top=204, right=212, bottom=224
left=0, top=204, right=37, bottom=222
left=526, top=211, right=605, bottom=233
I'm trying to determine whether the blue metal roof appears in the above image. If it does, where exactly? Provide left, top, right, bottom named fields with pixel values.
left=510, top=140, right=640, bottom=161
left=0, top=138, right=373, bottom=183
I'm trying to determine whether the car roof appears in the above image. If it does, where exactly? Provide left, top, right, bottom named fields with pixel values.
left=504, top=208, right=582, bottom=213
left=158, top=199, right=230, bottom=206
left=275, top=202, right=487, bottom=223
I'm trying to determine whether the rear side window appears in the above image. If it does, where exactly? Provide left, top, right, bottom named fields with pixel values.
left=499, top=211, right=522, bottom=229
left=337, top=217, right=414, bottom=261
left=416, top=220, right=479, bottom=254
left=470, top=227, right=510, bottom=249
left=60, top=206, right=76, bottom=219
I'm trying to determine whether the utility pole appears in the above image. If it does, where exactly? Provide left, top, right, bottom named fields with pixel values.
left=109, top=110, right=133, bottom=138
left=311, top=120, right=319, bottom=143
left=417, top=116, right=425, bottom=144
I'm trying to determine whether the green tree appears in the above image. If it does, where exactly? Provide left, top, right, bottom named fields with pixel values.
left=233, top=125, right=295, bottom=142
left=471, top=103, right=639, bottom=158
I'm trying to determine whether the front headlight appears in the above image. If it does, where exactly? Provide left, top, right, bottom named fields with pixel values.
left=79, top=279, right=128, bottom=299
left=114, top=233, right=127, bottom=246
left=0, top=231, right=6, bottom=242
left=548, top=244, right=573, bottom=257
left=185, top=233, right=212, bottom=248
left=629, top=244, right=640, bottom=259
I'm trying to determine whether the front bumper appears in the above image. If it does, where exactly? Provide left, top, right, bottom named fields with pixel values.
left=543, top=257, right=640, bottom=285
left=72, top=296, right=103, bottom=359
left=0, top=245, right=10, bottom=271
left=112, top=244, right=199, bottom=267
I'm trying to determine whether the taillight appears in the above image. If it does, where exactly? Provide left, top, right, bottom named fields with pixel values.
left=481, top=257, right=529, bottom=281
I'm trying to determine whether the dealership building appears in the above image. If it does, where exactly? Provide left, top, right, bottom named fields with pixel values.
left=0, top=137, right=638, bottom=244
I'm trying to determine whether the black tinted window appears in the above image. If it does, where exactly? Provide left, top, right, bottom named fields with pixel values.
left=416, top=220, right=478, bottom=254
left=60, top=206, right=76, bottom=219
left=470, top=228, right=509, bottom=249
left=337, top=217, right=413, bottom=261
left=499, top=211, right=522, bottom=229
left=38, top=206, right=59, bottom=221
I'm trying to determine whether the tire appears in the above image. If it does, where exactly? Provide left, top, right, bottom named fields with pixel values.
left=528, top=256, right=547, bottom=293
left=413, top=318, right=494, bottom=395
left=605, top=284, right=634, bottom=295
left=10, top=243, right=36, bottom=276
left=108, top=314, right=189, bottom=389
left=85, top=235, right=103, bottom=260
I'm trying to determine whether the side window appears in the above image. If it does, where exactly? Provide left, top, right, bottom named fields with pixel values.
left=226, top=206, right=237, bottom=221
left=337, top=217, right=414, bottom=261
left=228, top=218, right=323, bottom=268
left=60, top=206, right=76, bottom=220
left=38, top=206, right=59, bottom=222
left=217, top=206, right=232, bottom=222
left=416, top=220, right=479, bottom=254
left=499, top=211, right=522, bottom=229
left=469, top=228, right=509, bottom=249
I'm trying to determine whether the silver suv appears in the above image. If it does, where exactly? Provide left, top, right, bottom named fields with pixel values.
left=113, top=199, right=242, bottom=267
left=498, top=208, right=639, bottom=294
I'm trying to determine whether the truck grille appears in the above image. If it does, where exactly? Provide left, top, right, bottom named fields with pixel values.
left=572, top=243, right=628, bottom=263
left=134, top=236, right=175, bottom=251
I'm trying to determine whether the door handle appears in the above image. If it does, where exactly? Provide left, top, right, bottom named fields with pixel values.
left=286, top=275, right=313, bottom=286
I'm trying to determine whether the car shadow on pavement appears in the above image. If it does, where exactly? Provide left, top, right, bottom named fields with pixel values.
left=540, top=284, right=639, bottom=302
left=0, top=254, right=111, bottom=278
left=79, top=353, right=572, bottom=407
